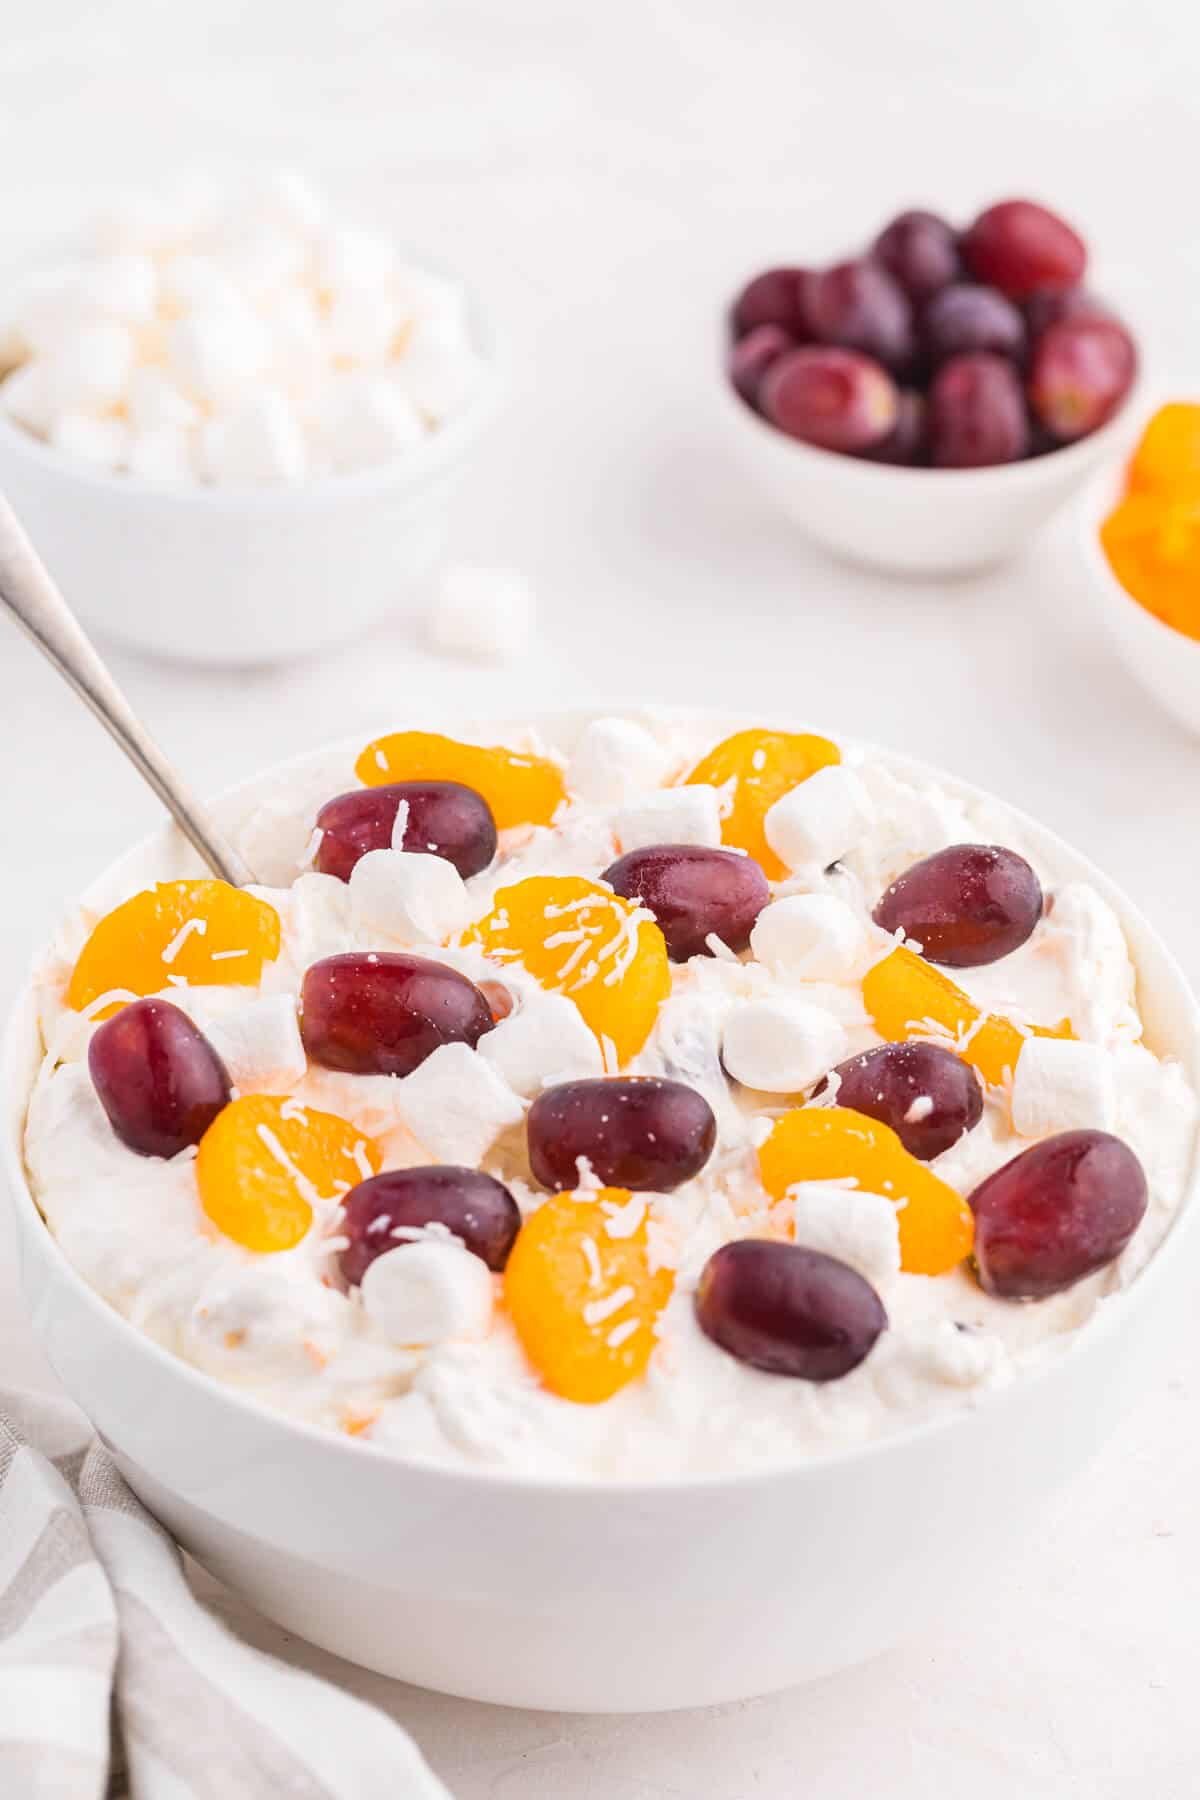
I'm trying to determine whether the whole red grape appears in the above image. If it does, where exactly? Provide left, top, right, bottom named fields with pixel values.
left=731, top=267, right=811, bottom=339
left=818, top=1041, right=983, bottom=1160
left=315, top=781, right=497, bottom=883
left=872, top=209, right=961, bottom=300
left=300, top=952, right=493, bottom=1076
left=603, top=844, right=769, bottom=961
left=728, top=323, right=792, bottom=407
left=340, top=1166, right=521, bottom=1284
left=89, top=998, right=231, bottom=1159
left=927, top=352, right=1029, bottom=467
left=923, top=283, right=1027, bottom=366
left=962, top=199, right=1087, bottom=299
left=696, top=1240, right=887, bottom=1380
left=807, top=259, right=915, bottom=372
left=1024, top=286, right=1113, bottom=340
left=527, top=1077, right=717, bottom=1193
left=760, top=347, right=898, bottom=454
left=873, top=843, right=1043, bottom=966
left=1028, top=317, right=1137, bottom=441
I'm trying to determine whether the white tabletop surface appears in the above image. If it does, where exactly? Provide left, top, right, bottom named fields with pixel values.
left=1, top=3, right=1198, bottom=1793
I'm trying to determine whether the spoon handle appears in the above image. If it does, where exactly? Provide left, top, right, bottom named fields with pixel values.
left=0, top=494, right=256, bottom=887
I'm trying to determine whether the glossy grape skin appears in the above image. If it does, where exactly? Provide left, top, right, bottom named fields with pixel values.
left=969, top=1130, right=1148, bottom=1299
left=300, top=952, right=492, bottom=1076
left=88, top=998, right=231, bottom=1159
left=527, top=1077, right=717, bottom=1193
left=314, top=781, right=497, bottom=883
left=923, top=284, right=1027, bottom=367
left=696, top=1240, right=887, bottom=1381
left=728, top=323, right=793, bottom=407
left=962, top=199, right=1087, bottom=299
left=807, top=259, right=915, bottom=372
left=863, top=389, right=926, bottom=465
left=873, top=844, right=1043, bottom=967
left=731, top=267, right=811, bottom=339
left=927, top=352, right=1029, bottom=467
left=819, top=1041, right=983, bottom=1161
left=872, top=210, right=960, bottom=301
left=603, top=844, right=770, bottom=962
left=760, top=347, right=898, bottom=454
left=1028, top=317, right=1137, bottom=441
left=339, top=1166, right=521, bottom=1284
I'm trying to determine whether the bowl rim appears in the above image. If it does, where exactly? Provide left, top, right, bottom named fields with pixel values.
left=4, top=707, right=1199, bottom=1498
left=717, top=307, right=1149, bottom=489
left=0, top=245, right=503, bottom=509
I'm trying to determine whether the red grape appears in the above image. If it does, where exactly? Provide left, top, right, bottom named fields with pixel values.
left=927, top=352, right=1029, bottom=467
left=873, top=844, right=1043, bottom=967
left=760, top=347, right=898, bottom=453
left=819, top=1041, right=982, bottom=1161
left=970, top=1130, right=1148, bottom=1299
left=728, top=323, right=793, bottom=407
left=1024, top=287, right=1113, bottom=339
left=872, top=209, right=961, bottom=301
left=731, top=267, right=811, bottom=339
left=315, top=781, right=497, bottom=883
left=807, top=259, right=915, bottom=372
left=89, top=998, right=231, bottom=1159
left=962, top=199, right=1087, bottom=299
left=340, top=1166, right=521, bottom=1284
left=603, top=844, right=770, bottom=962
left=300, top=952, right=492, bottom=1076
left=696, top=1240, right=887, bottom=1380
left=863, top=389, right=927, bottom=465
left=527, top=1077, right=716, bottom=1192
left=1028, top=317, right=1137, bottom=441
left=923, top=283, right=1027, bottom=366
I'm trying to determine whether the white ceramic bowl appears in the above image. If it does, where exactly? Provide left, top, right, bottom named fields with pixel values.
left=718, top=332, right=1146, bottom=577
left=0, top=277, right=500, bottom=668
left=3, top=711, right=1197, bottom=1712
left=1082, top=463, right=1200, bottom=736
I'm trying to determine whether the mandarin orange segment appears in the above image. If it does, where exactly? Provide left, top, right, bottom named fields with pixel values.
left=1127, top=403, right=1200, bottom=501
left=684, top=729, right=841, bottom=879
left=861, top=945, right=1072, bottom=1088
left=355, top=730, right=566, bottom=830
left=758, top=1104, right=974, bottom=1276
left=67, top=880, right=281, bottom=1016
left=1100, top=492, right=1200, bottom=638
left=196, top=1094, right=382, bottom=1254
left=504, top=1187, right=674, bottom=1402
left=465, top=875, right=670, bottom=1065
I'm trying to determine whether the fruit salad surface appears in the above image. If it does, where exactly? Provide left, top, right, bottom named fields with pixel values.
left=22, top=714, right=1196, bottom=1480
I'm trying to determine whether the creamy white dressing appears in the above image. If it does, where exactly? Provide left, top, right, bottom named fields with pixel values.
left=22, top=721, right=1198, bottom=1481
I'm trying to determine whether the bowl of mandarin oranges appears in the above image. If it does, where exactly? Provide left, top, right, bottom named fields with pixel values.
left=4, top=708, right=1198, bottom=1710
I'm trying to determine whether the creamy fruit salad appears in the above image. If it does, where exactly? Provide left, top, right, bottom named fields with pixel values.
left=23, top=715, right=1197, bottom=1480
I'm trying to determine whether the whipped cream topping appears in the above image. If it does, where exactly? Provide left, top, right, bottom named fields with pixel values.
left=22, top=718, right=1198, bottom=1481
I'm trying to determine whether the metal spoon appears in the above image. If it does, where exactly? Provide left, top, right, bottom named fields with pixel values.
left=0, top=494, right=256, bottom=886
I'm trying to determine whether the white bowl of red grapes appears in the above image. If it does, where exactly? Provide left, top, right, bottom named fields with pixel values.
left=725, top=200, right=1144, bottom=574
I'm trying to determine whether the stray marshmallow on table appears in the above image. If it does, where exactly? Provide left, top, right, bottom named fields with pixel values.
left=0, top=170, right=483, bottom=485
left=389, top=1043, right=524, bottom=1166
left=721, top=995, right=847, bottom=1093
left=348, top=848, right=470, bottom=945
left=1010, top=1036, right=1117, bottom=1138
left=614, top=784, right=724, bottom=853
left=750, top=893, right=866, bottom=983
left=764, top=766, right=874, bottom=876
left=428, top=564, right=534, bottom=664
left=478, top=990, right=604, bottom=1098
left=790, top=1183, right=901, bottom=1286
left=360, top=1239, right=493, bottom=1348
left=567, top=717, right=674, bottom=807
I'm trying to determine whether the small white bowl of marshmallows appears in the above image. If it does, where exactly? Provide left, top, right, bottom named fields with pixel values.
left=0, top=172, right=499, bottom=665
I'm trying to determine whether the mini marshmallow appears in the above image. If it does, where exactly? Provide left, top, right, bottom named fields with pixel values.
left=764, top=766, right=874, bottom=875
left=79, top=254, right=158, bottom=327
left=361, top=1239, right=493, bottom=1348
left=614, top=784, right=723, bottom=852
left=390, top=1043, right=524, bottom=1166
left=1010, top=1036, right=1116, bottom=1138
left=428, top=564, right=534, bottom=663
left=478, top=991, right=604, bottom=1097
left=220, top=231, right=309, bottom=303
left=126, top=425, right=196, bottom=485
left=125, top=366, right=200, bottom=433
left=200, top=391, right=306, bottom=485
left=320, top=376, right=425, bottom=471
left=44, top=321, right=135, bottom=415
left=169, top=306, right=270, bottom=404
left=750, top=894, right=866, bottom=982
left=49, top=412, right=128, bottom=470
left=203, top=994, right=307, bottom=1095
left=791, top=1182, right=901, bottom=1285
left=159, top=255, right=244, bottom=319
left=568, top=718, right=673, bottom=807
left=721, top=995, right=846, bottom=1093
left=348, top=849, right=470, bottom=944
left=316, top=227, right=397, bottom=296
left=326, top=282, right=397, bottom=367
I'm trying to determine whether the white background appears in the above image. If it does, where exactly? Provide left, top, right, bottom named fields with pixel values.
left=0, top=2, right=1198, bottom=1793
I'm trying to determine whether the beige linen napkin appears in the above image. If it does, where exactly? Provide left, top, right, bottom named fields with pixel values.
left=0, top=1387, right=451, bottom=1800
